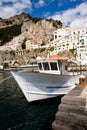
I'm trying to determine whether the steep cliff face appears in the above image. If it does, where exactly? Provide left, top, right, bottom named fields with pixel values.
left=0, top=13, right=63, bottom=65
left=0, top=12, right=30, bottom=29
left=0, top=13, right=63, bottom=50
left=21, top=19, right=58, bottom=45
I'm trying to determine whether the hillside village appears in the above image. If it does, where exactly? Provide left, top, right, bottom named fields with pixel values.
left=50, top=27, right=87, bottom=65
left=0, top=13, right=87, bottom=67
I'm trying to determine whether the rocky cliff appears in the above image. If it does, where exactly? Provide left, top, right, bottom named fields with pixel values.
left=0, top=12, right=30, bottom=29
left=0, top=12, right=63, bottom=48
left=0, top=12, right=63, bottom=66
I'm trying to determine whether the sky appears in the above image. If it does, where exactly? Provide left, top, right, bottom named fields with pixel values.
left=0, top=0, right=87, bottom=28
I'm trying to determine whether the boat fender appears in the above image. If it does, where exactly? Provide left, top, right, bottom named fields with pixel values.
left=79, top=74, right=85, bottom=85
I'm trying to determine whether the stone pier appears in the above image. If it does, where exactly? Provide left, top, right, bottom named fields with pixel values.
left=52, top=79, right=87, bottom=130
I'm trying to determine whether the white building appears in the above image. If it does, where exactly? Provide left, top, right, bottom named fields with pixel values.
left=50, top=27, right=87, bottom=64
left=76, top=33, right=87, bottom=64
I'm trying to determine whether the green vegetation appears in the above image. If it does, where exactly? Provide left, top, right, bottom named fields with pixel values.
left=0, top=24, right=22, bottom=45
left=34, top=47, right=46, bottom=53
left=69, top=49, right=75, bottom=54
left=53, top=20, right=62, bottom=28
left=49, top=46, right=54, bottom=52
left=3, top=62, right=9, bottom=68
left=32, top=17, right=43, bottom=23
left=29, top=15, right=43, bottom=23
left=9, top=50, right=15, bottom=56
left=40, top=48, right=46, bottom=52
left=46, top=18, right=62, bottom=28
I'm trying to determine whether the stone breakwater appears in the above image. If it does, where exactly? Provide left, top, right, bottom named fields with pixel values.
left=52, top=83, right=87, bottom=130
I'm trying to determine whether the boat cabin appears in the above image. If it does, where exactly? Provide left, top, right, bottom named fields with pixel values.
left=0, top=65, right=3, bottom=70
left=36, top=58, right=69, bottom=75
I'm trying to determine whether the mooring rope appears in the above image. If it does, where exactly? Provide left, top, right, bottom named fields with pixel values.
left=0, top=75, right=13, bottom=83
left=0, top=69, right=27, bottom=84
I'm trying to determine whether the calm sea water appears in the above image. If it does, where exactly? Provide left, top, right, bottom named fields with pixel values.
left=0, top=72, right=62, bottom=130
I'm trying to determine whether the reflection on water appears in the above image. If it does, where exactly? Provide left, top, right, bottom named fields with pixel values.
left=0, top=72, right=62, bottom=130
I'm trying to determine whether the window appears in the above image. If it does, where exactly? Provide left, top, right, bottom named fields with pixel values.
left=38, top=63, right=42, bottom=70
left=78, top=31, right=80, bottom=34
left=43, top=62, right=49, bottom=70
left=80, top=49, right=83, bottom=51
left=50, top=62, right=58, bottom=70
left=80, top=39, right=84, bottom=43
left=55, top=35, right=57, bottom=39
left=73, top=43, right=75, bottom=46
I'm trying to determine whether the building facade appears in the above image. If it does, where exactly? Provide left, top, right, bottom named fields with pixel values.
left=50, top=27, right=87, bottom=64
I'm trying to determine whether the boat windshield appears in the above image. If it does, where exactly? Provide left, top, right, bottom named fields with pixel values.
left=43, top=62, right=49, bottom=70
left=38, top=61, right=58, bottom=71
left=50, top=62, right=58, bottom=70
left=38, top=63, right=42, bottom=70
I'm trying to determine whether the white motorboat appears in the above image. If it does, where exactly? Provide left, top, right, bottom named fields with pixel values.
left=11, top=55, right=80, bottom=102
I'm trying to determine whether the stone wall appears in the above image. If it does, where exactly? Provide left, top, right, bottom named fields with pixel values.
left=52, top=85, right=87, bottom=130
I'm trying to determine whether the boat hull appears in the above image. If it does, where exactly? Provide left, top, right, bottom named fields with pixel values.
left=11, top=71, right=80, bottom=102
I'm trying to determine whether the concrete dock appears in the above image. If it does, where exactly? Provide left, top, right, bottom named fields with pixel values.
left=52, top=77, right=87, bottom=130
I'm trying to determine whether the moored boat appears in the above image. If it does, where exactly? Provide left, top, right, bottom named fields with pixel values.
left=11, top=55, right=80, bottom=102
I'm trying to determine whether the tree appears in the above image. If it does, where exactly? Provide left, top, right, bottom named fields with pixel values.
left=21, top=38, right=26, bottom=49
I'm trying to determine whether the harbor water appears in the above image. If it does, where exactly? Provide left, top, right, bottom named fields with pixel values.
left=0, top=72, right=62, bottom=130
